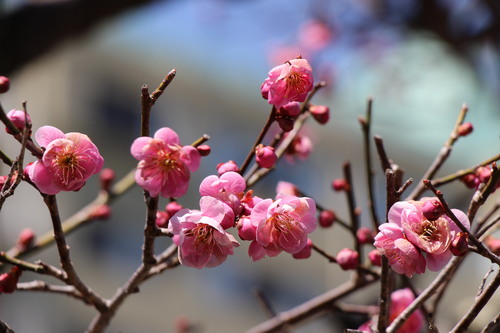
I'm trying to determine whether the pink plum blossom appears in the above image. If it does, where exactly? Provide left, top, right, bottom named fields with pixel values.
left=261, top=58, right=314, bottom=109
left=169, top=196, right=239, bottom=269
left=216, top=160, right=239, bottom=175
left=374, top=223, right=426, bottom=278
left=26, top=126, right=104, bottom=195
left=249, top=193, right=317, bottom=260
left=336, top=248, right=359, bottom=270
left=284, top=132, right=313, bottom=162
left=388, top=199, right=470, bottom=271
left=359, top=288, right=423, bottom=333
left=131, top=127, right=200, bottom=198
left=199, top=171, right=246, bottom=218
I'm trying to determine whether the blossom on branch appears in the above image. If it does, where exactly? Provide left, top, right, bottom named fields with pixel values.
left=170, top=196, right=239, bottom=269
left=26, top=126, right=104, bottom=195
left=261, top=58, right=314, bottom=109
left=131, top=127, right=200, bottom=198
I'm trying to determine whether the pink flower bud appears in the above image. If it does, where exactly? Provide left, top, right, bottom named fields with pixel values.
left=309, top=105, right=330, bottom=124
left=5, top=109, right=31, bottom=134
left=90, top=205, right=111, bottom=220
left=319, top=209, right=336, bottom=228
left=166, top=201, right=183, bottom=217
left=292, top=239, right=313, bottom=259
left=100, top=168, right=115, bottom=192
left=197, top=144, right=211, bottom=156
left=368, top=249, right=382, bottom=266
left=332, top=179, right=349, bottom=192
left=356, top=227, right=374, bottom=244
left=476, top=166, right=492, bottom=183
left=460, top=173, right=477, bottom=189
left=450, top=232, right=468, bottom=256
left=217, top=160, right=239, bottom=175
left=336, top=248, right=359, bottom=270
left=276, top=181, right=300, bottom=196
left=0, top=266, right=22, bottom=294
left=457, top=122, right=473, bottom=137
left=156, top=211, right=170, bottom=228
left=17, top=228, right=35, bottom=250
left=422, top=199, right=445, bottom=221
left=276, top=116, right=294, bottom=132
left=0, top=76, right=10, bottom=94
left=485, top=236, right=500, bottom=255
left=255, top=144, right=277, bottom=169
left=280, top=102, right=301, bottom=118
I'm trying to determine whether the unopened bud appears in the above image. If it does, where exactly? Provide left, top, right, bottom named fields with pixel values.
left=368, top=249, right=382, bottom=266
left=255, top=144, right=277, bottom=169
left=332, top=179, right=349, bottom=192
left=276, top=117, right=294, bottom=132
left=485, top=236, right=500, bottom=256
left=5, top=109, right=31, bottom=134
left=336, top=248, right=359, bottom=270
left=280, top=102, right=301, bottom=118
left=450, top=232, right=468, bottom=256
left=156, top=211, right=170, bottom=228
left=476, top=166, right=492, bottom=184
left=216, top=160, right=239, bottom=175
left=0, top=266, right=22, bottom=294
left=100, top=168, right=115, bottom=192
left=457, top=122, right=473, bottom=137
left=422, top=199, right=445, bottom=221
left=319, top=209, right=336, bottom=228
left=356, top=227, right=374, bottom=244
left=0, top=76, right=10, bottom=94
left=460, top=173, right=477, bottom=189
left=166, top=201, right=183, bottom=216
left=292, top=239, right=313, bottom=259
left=197, top=144, right=211, bottom=156
left=90, top=205, right=111, bottom=220
left=276, top=181, right=300, bottom=196
left=309, top=105, right=330, bottom=124
left=17, top=228, right=35, bottom=250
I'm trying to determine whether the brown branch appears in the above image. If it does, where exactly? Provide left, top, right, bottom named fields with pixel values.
left=17, top=280, right=85, bottom=302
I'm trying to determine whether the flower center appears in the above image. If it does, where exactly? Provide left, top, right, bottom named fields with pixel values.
left=186, top=224, right=215, bottom=245
left=286, top=71, right=306, bottom=92
left=270, top=211, right=296, bottom=232
left=418, top=220, right=439, bottom=242
left=55, top=152, right=83, bottom=185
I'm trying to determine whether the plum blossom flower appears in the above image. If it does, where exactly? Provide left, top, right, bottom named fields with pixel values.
left=389, top=199, right=470, bottom=271
left=131, top=127, right=200, bottom=198
left=374, top=223, right=426, bottom=278
left=199, top=171, right=246, bottom=219
left=261, top=58, right=314, bottom=109
left=170, top=196, right=239, bottom=269
left=255, top=144, right=277, bottom=169
left=359, top=288, right=424, bottom=333
left=26, top=126, right=104, bottom=195
left=248, top=193, right=317, bottom=260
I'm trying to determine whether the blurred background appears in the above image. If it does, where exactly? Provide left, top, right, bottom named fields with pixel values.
left=1, top=0, right=499, bottom=332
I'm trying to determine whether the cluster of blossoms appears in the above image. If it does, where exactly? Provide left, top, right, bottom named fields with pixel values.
left=374, top=198, right=470, bottom=277
left=460, top=164, right=499, bottom=190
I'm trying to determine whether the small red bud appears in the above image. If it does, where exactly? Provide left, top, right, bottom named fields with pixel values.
left=276, top=117, right=294, bottom=132
left=356, top=227, right=374, bottom=244
left=100, top=168, right=115, bottom=192
left=0, top=266, right=22, bottom=294
left=0, top=76, right=10, bottom=94
left=476, top=166, right=492, bottom=184
left=457, top=122, right=473, bottom=137
left=197, top=144, right=211, bottom=156
left=450, top=232, right=468, bottom=256
left=255, top=144, right=277, bottom=169
left=319, top=209, right=336, bottom=228
left=90, top=205, right=111, bottom=220
left=166, top=201, right=183, bottom=216
left=460, top=173, right=477, bottom=189
left=280, top=102, right=301, bottom=118
left=17, top=228, right=35, bottom=250
left=368, top=249, right=382, bottom=266
left=336, top=248, right=359, bottom=270
left=332, top=179, right=349, bottom=192
left=309, top=104, right=330, bottom=124
left=422, top=199, right=445, bottom=221
left=485, top=236, right=500, bottom=255
left=156, top=211, right=170, bottom=228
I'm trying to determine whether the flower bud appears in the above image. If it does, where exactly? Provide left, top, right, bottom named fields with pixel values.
left=309, top=104, right=330, bottom=124
left=422, top=199, right=445, bottom=221
left=319, top=209, right=336, bottom=228
left=90, top=205, right=111, bottom=220
left=166, top=201, right=183, bottom=217
left=255, top=144, right=277, bottom=169
left=156, top=211, right=170, bottom=228
left=292, top=239, right=313, bottom=259
left=356, top=227, right=374, bottom=244
left=280, top=102, right=301, bottom=118
left=100, top=168, right=115, bottom=192
left=0, top=266, right=22, bottom=294
left=476, top=166, right=492, bottom=184
left=485, top=236, right=500, bottom=255
left=460, top=173, right=477, bottom=189
left=0, top=76, right=10, bottom=94
left=17, top=228, right=35, bottom=250
left=457, top=122, right=473, bottom=137
left=217, top=160, right=239, bottom=175
left=197, top=144, right=211, bottom=156
left=5, top=109, right=31, bottom=134
left=368, top=249, right=382, bottom=266
left=332, top=179, right=349, bottom=192
left=450, top=232, right=468, bottom=256
left=276, top=116, right=294, bottom=132
left=336, top=248, right=359, bottom=270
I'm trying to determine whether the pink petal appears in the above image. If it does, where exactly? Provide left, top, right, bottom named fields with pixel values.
left=154, top=127, right=180, bottom=145
left=35, top=125, right=65, bottom=147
